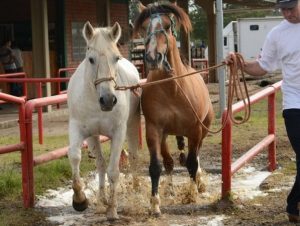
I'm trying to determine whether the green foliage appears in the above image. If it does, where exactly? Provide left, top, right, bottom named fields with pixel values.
left=189, top=5, right=208, bottom=45
left=0, top=165, right=22, bottom=200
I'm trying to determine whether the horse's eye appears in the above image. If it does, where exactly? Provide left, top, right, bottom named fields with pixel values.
left=165, top=24, right=171, bottom=30
left=89, top=57, right=95, bottom=64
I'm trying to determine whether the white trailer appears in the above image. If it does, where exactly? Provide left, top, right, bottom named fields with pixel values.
left=223, top=20, right=237, bottom=59
left=222, top=17, right=283, bottom=60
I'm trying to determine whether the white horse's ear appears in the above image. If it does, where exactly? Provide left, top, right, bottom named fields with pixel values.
left=138, top=1, right=146, bottom=13
left=83, top=21, right=95, bottom=42
left=110, top=22, right=122, bottom=43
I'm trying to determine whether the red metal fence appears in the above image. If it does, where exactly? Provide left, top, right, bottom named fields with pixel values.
left=0, top=70, right=283, bottom=207
left=221, top=81, right=282, bottom=198
left=0, top=76, right=70, bottom=144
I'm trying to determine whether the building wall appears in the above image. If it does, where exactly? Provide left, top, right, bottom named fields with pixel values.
left=65, top=0, right=130, bottom=68
left=65, top=0, right=97, bottom=68
left=110, top=2, right=130, bottom=58
left=0, top=0, right=130, bottom=72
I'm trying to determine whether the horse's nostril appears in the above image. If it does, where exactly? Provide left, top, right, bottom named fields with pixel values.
left=99, top=95, right=117, bottom=109
left=113, top=96, right=117, bottom=105
left=99, top=97, right=105, bottom=105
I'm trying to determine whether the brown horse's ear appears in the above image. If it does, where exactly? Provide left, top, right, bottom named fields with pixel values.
left=138, top=1, right=146, bottom=13
left=110, top=22, right=122, bottom=43
left=83, top=21, right=95, bottom=42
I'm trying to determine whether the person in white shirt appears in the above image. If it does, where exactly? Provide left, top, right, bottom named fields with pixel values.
left=225, top=0, right=300, bottom=223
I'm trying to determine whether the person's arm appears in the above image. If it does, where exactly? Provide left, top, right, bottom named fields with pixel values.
left=243, top=60, right=267, bottom=77
left=224, top=52, right=268, bottom=77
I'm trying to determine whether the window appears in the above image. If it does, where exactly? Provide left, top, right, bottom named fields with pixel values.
left=71, top=22, right=86, bottom=61
left=250, top=25, right=259, bottom=31
left=224, top=37, right=227, bottom=46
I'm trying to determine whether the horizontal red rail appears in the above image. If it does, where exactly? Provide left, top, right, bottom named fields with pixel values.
left=0, top=77, right=69, bottom=83
left=231, top=134, right=275, bottom=174
left=33, top=136, right=110, bottom=166
left=0, top=72, right=26, bottom=78
left=0, top=142, right=25, bottom=155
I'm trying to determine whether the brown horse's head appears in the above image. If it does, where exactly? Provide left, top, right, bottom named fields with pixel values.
left=134, top=2, right=192, bottom=71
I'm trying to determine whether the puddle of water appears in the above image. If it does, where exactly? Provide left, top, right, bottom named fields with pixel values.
left=36, top=166, right=271, bottom=226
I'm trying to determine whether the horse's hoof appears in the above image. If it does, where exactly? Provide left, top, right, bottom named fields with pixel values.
left=107, top=208, right=119, bottom=221
left=197, top=183, right=206, bottom=193
left=151, top=211, right=161, bottom=218
left=107, top=215, right=119, bottom=221
left=179, top=152, right=186, bottom=166
left=72, top=198, right=89, bottom=211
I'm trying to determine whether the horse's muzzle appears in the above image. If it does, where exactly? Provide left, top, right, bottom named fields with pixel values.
left=99, top=94, right=117, bottom=111
left=145, top=52, right=163, bottom=69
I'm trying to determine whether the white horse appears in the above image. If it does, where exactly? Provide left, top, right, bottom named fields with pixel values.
left=67, top=21, right=140, bottom=220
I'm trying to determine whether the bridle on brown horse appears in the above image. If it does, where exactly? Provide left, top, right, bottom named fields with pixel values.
left=144, top=12, right=177, bottom=72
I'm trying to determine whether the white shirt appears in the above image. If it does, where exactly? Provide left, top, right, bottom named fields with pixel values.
left=257, top=20, right=300, bottom=110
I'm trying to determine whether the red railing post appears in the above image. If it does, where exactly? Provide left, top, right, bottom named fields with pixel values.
left=56, top=69, right=62, bottom=109
left=221, top=110, right=232, bottom=198
left=268, top=92, right=276, bottom=171
left=37, top=83, right=43, bottom=144
left=19, top=103, right=31, bottom=208
left=0, top=92, right=30, bottom=207
left=24, top=101, right=36, bottom=208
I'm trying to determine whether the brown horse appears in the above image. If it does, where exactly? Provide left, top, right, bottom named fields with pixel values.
left=134, top=2, right=214, bottom=216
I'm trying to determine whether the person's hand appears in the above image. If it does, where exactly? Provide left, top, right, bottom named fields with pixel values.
left=223, top=52, right=236, bottom=65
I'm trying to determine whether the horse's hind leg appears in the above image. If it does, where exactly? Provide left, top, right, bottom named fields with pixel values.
left=68, top=123, right=88, bottom=211
left=176, top=136, right=185, bottom=150
left=186, top=137, right=206, bottom=194
left=176, top=136, right=186, bottom=166
left=126, top=109, right=141, bottom=190
left=86, top=136, right=107, bottom=212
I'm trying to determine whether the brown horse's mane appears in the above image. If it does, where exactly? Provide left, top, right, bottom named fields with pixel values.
left=133, top=3, right=192, bottom=35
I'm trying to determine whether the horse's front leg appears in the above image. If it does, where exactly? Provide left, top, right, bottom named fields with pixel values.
left=86, top=136, right=107, bottom=213
left=106, top=128, right=126, bottom=220
left=161, top=135, right=175, bottom=197
left=146, top=125, right=162, bottom=217
left=68, top=124, right=88, bottom=211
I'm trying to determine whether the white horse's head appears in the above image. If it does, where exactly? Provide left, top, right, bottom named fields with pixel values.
left=82, top=21, right=122, bottom=111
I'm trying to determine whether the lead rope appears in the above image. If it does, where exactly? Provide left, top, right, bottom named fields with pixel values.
left=171, top=53, right=250, bottom=134
left=115, top=53, right=251, bottom=134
